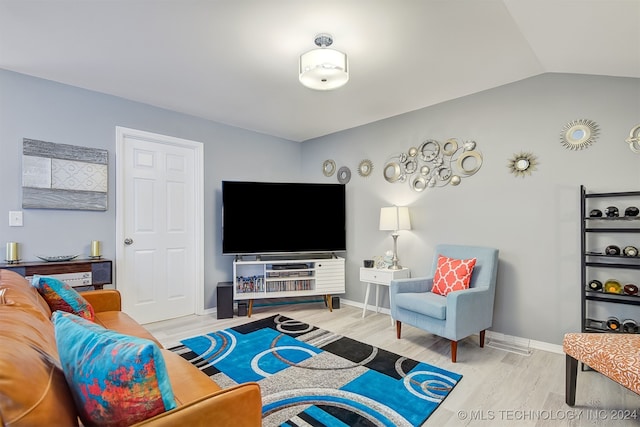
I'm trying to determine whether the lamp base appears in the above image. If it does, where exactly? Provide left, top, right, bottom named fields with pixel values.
left=387, top=233, right=402, bottom=270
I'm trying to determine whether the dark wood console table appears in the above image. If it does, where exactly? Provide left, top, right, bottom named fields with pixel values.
left=0, top=259, right=112, bottom=289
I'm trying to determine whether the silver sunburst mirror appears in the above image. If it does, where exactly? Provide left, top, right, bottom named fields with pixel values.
left=560, top=119, right=599, bottom=150
left=508, top=152, right=538, bottom=178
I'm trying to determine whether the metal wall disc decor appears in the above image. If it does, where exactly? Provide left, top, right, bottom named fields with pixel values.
left=560, top=119, right=599, bottom=150
left=357, top=159, right=373, bottom=177
left=383, top=138, right=482, bottom=191
left=625, top=124, right=640, bottom=154
left=507, top=151, right=538, bottom=178
left=337, top=166, right=351, bottom=184
left=322, top=159, right=336, bottom=177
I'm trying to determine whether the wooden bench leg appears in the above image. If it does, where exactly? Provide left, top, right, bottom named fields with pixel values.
left=566, top=354, right=578, bottom=406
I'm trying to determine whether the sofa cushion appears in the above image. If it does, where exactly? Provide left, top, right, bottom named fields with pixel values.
left=32, top=275, right=95, bottom=321
left=52, top=311, right=177, bottom=427
left=431, top=255, right=476, bottom=296
left=0, top=270, right=79, bottom=427
left=94, top=311, right=163, bottom=348
left=160, top=349, right=222, bottom=405
left=394, top=291, right=447, bottom=320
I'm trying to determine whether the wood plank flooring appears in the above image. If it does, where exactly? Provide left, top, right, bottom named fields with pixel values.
left=145, top=302, right=640, bottom=427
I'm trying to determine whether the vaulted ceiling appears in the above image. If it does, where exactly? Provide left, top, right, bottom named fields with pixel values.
left=1, top=0, right=638, bottom=142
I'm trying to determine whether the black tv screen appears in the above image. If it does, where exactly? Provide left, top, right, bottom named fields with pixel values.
left=222, top=181, right=346, bottom=255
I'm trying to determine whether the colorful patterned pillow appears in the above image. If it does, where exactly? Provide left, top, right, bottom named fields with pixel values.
left=431, top=255, right=477, bottom=296
left=32, top=275, right=95, bottom=321
left=52, top=311, right=177, bottom=427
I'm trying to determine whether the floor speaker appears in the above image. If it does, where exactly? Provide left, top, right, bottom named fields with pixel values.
left=216, top=282, right=233, bottom=319
left=237, top=302, right=248, bottom=317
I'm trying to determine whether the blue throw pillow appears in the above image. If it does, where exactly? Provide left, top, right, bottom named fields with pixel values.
left=52, top=311, right=177, bottom=427
left=32, top=275, right=95, bottom=321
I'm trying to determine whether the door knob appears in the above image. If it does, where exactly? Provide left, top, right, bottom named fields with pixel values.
left=124, top=238, right=134, bottom=245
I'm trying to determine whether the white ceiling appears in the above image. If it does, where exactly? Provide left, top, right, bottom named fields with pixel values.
left=1, top=0, right=639, bottom=142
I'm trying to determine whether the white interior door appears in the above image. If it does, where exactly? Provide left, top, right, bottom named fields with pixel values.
left=116, top=127, right=203, bottom=324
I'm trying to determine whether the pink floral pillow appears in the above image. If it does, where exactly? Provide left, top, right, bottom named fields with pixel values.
left=431, top=255, right=477, bottom=296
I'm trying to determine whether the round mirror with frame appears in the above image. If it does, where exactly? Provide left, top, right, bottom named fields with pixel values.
left=508, top=151, right=538, bottom=178
left=357, top=159, right=373, bottom=177
left=322, top=159, right=336, bottom=177
left=625, top=124, right=640, bottom=154
left=560, top=119, right=599, bottom=150
left=337, top=166, right=351, bottom=184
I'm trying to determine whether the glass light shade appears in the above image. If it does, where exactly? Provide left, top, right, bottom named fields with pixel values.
left=299, top=48, right=349, bottom=90
left=379, top=206, right=411, bottom=231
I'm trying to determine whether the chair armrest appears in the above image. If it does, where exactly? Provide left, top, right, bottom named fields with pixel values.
left=79, top=289, right=122, bottom=312
left=133, top=382, right=262, bottom=427
left=447, top=287, right=493, bottom=331
left=390, top=277, right=433, bottom=295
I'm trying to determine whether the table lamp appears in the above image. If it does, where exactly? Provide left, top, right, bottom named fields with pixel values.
left=379, top=206, right=411, bottom=270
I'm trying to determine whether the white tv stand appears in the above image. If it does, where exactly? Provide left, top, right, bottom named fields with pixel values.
left=232, top=254, right=345, bottom=317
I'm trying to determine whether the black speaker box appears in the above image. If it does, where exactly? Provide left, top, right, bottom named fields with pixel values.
left=237, top=302, right=248, bottom=316
left=91, top=262, right=112, bottom=285
left=216, top=282, right=234, bottom=319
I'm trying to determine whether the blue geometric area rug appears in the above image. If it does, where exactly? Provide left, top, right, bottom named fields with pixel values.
left=169, top=314, right=462, bottom=426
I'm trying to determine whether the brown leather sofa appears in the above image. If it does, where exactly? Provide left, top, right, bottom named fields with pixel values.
left=0, top=269, right=262, bottom=427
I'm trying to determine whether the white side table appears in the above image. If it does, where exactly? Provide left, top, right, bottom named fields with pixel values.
left=360, top=266, right=410, bottom=325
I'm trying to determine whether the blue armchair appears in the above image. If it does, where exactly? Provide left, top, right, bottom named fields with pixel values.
left=390, top=244, right=499, bottom=362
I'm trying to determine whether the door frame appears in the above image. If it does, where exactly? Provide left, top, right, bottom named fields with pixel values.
left=115, top=126, right=205, bottom=316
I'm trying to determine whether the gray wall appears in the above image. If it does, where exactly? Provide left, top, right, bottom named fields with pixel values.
left=1, top=69, right=639, bottom=345
left=0, top=69, right=302, bottom=309
left=301, top=73, right=640, bottom=345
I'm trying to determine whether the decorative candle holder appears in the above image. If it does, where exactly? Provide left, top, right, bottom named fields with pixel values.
left=5, top=242, right=20, bottom=264
left=90, top=240, right=102, bottom=259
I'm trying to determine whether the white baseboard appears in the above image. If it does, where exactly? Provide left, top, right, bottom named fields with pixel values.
left=204, top=297, right=564, bottom=356
left=338, top=298, right=564, bottom=355
left=202, top=307, right=216, bottom=316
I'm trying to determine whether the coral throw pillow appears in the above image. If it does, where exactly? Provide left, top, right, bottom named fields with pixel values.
left=431, top=255, right=477, bottom=296
left=52, top=311, right=177, bottom=427
left=32, top=275, right=95, bottom=321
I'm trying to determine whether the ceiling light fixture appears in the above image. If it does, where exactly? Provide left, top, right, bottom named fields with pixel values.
left=299, top=33, right=348, bottom=91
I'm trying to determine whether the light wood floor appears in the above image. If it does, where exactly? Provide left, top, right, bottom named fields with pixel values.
left=146, top=302, right=640, bottom=427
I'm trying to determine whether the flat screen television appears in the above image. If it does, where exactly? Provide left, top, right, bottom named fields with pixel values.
left=222, top=181, right=346, bottom=255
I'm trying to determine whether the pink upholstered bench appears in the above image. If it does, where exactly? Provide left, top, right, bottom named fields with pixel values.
left=563, top=332, right=640, bottom=406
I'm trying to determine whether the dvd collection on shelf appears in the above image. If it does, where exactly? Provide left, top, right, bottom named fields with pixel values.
left=266, top=279, right=313, bottom=293
left=236, top=275, right=265, bottom=293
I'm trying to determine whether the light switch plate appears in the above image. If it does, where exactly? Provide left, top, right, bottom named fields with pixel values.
left=9, top=211, right=23, bottom=227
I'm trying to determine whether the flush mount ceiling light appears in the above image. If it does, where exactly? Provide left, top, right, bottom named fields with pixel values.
left=299, top=33, right=348, bottom=90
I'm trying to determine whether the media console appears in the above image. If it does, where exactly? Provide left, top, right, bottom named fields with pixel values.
left=233, top=255, right=345, bottom=317
left=0, top=258, right=112, bottom=289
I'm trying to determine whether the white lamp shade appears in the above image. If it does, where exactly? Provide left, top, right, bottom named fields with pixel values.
left=299, top=48, right=349, bottom=90
left=379, top=206, right=411, bottom=231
